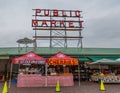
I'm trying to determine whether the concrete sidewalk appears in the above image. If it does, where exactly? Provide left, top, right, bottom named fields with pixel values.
left=0, top=81, right=120, bottom=93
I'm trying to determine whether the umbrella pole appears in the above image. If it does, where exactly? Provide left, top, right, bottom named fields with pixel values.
left=9, top=63, right=13, bottom=88
left=99, top=64, right=101, bottom=73
left=18, top=63, right=21, bottom=70
left=78, top=63, right=80, bottom=86
left=45, top=63, right=48, bottom=87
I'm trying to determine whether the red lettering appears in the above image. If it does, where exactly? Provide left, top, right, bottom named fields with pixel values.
left=41, top=20, right=48, bottom=27
left=44, top=9, right=49, bottom=16
left=79, top=20, right=83, bottom=28
left=68, top=60, right=72, bottom=65
left=50, top=20, right=56, bottom=27
left=53, top=59, right=57, bottom=65
left=57, top=60, right=60, bottom=65
left=53, top=10, right=58, bottom=16
left=69, top=20, right=74, bottom=28
left=70, top=10, right=72, bottom=17
left=62, top=10, right=67, bottom=17
left=60, top=20, right=65, bottom=27
left=65, top=59, right=69, bottom=65
left=60, top=59, right=64, bottom=65
left=71, top=60, right=73, bottom=65
left=75, top=10, right=80, bottom=17
left=49, top=61, right=53, bottom=65
left=74, top=59, right=78, bottom=65
left=36, top=9, right=41, bottom=16
left=32, top=20, right=38, bottom=27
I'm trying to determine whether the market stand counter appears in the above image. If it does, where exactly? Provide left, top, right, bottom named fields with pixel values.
left=11, top=52, right=78, bottom=87
left=10, top=51, right=47, bottom=88
left=46, top=52, right=78, bottom=87
left=17, top=74, right=74, bottom=87
left=91, top=74, right=120, bottom=83
left=47, top=75, right=74, bottom=87
left=17, top=74, right=45, bottom=87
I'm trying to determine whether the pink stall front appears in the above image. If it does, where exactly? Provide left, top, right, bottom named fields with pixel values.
left=47, top=52, right=79, bottom=87
left=9, top=51, right=79, bottom=88
left=10, top=51, right=47, bottom=87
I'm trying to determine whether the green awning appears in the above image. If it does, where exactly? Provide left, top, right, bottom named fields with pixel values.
left=0, top=56, right=9, bottom=59
left=78, top=56, right=118, bottom=62
left=78, top=57, right=91, bottom=62
left=87, top=56, right=118, bottom=61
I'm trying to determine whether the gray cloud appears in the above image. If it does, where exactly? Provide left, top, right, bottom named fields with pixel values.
left=0, top=0, right=120, bottom=48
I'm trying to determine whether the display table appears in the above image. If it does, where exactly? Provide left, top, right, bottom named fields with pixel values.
left=17, top=74, right=74, bottom=87
left=17, top=74, right=45, bottom=87
left=91, top=75, right=120, bottom=83
left=47, top=75, right=74, bottom=86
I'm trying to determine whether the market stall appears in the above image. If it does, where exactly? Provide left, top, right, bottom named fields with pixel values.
left=47, top=52, right=79, bottom=86
left=89, top=58, right=120, bottom=83
left=9, top=51, right=46, bottom=87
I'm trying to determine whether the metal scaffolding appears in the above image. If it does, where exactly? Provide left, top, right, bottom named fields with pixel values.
left=32, top=9, right=83, bottom=48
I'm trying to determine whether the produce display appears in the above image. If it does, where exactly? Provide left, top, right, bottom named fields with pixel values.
left=91, top=72, right=120, bottom=83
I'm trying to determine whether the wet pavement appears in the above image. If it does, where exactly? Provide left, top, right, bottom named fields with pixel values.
left=0, top=81, right=120, bottom=93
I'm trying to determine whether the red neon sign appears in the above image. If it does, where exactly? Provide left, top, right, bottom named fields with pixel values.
left=35, top=9, right=81, bottom=17
left=32, top=9, right=83, bottom=30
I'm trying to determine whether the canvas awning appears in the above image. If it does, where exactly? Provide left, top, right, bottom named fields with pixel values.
left=116, top=58, right=120, bottom=61
left=0, top=56, right=9, bottom=59
left=48, top=52, right=78, bottom=65
left=90, top=58, right=119, bottom=65
left=78, top=57, right=90, bottom=62
left=12, top=51, right=46, bottom=64
left=87, top=56, right=118, bottom=61
left=78, top=56, right=118, bottom=62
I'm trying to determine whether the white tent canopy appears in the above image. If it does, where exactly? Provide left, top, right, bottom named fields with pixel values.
left=116, top=58, right=120, bottom=62
left=90, top=58, right=119, bottom=65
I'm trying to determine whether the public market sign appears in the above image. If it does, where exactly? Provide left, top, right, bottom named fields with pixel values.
left=32, top=9, right=83, bottom=31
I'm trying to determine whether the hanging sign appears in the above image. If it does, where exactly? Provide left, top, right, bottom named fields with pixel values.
left=48, top=59, right=78, bottom=65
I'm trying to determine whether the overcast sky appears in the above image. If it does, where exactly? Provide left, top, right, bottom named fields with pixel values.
left=0, top=0, right=120, bottom=48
